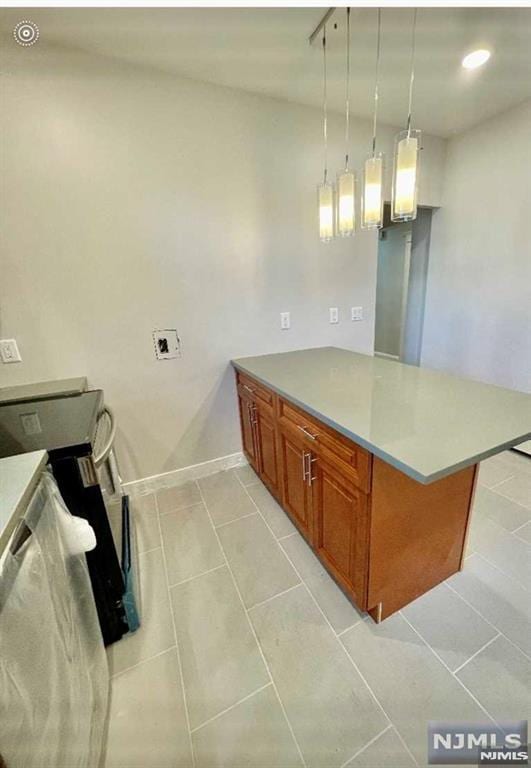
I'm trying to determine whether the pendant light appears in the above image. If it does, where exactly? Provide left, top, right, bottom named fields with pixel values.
left=392, top=8, right=421, bottom=222
left=318, top=25, right=334, bottom=242
left=336, top=8, right=355, bottom=237
left=362, top=8, right=384, bottom=230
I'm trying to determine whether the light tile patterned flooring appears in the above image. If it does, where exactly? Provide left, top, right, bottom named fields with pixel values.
left=103, top=450, right=531, bottom=768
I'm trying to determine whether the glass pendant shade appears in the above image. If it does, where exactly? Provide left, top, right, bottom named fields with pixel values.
left=391, top=129, right=421, bottom=222
left=318, top=181, right=334, bottom=242
left=361, top=154, right=384, bottom=229
left=336, top=170, right=355, bottom=237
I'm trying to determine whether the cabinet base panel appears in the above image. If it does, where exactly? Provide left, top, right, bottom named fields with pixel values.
left=366, top=459, right=478, bottom=621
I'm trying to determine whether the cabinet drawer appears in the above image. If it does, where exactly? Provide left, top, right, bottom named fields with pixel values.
left=236, top=372, right=274, bottom=415
left=278, top=398, right=371, bottom=493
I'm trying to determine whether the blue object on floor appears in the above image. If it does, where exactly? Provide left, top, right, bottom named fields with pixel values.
left=121, top=495, right=140, bottom=633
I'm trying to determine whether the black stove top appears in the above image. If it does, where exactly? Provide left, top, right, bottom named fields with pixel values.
left=0, top=390, right=103, bottom=459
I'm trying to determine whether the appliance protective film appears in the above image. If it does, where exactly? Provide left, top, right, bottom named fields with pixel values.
left=0, top=472, right=109, bottom=768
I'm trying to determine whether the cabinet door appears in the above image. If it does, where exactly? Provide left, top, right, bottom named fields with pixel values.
left=279, top=426, right=311, bottom=540
left=238, top=392, right=258, bottom=471
left=312, top=456, right=368, bottom=609
left=255, top=408, right=279, bottom=496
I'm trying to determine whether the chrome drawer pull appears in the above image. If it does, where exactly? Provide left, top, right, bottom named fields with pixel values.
left=302, top=451, right=308, bottom=482
left=302, top=452, right=317, bottom=486
left=298, top=425, right=319, bottom=441
left=309, top=456, right=317, bottom=485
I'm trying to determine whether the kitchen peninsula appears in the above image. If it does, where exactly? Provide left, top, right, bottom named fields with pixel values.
left=232, top=347, right=531, bottom=621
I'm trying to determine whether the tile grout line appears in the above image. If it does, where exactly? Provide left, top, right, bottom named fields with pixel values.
left=138, top=544, right=162, bottom=556
left=247, top=582, right=303, bottom=612
left=236, top=477, right=419, bottom=768
left=277, top=531, right=299, bottom=541
left=190, top=682, right=273, bottom=734
left=196, top=477, right=309, bottom=768
left=489, top=482, right=531, bottom=509
left=233, top=469, right=298, bottom=542
left=512, top=519, right=531, bottom=533
left=465, top=547, right=530, bottom=594
left=154, top=485, right=197, bottom=768
left=484, top=475, right=517, bottom=491
left=213, top=511, right=258, bottom=529
left=168, top=563, right=226, bottom=589
left=452, top=633, right=501, bottom=675
left=110, top=644, right=177, bottom=681
left=336, top=620, right=363, bottom=637
left=158, top=500, right=205, bottom=517
left=399, top=611, right=499, bottom=728
left=338, top=724, right=393, bottom=768
left=443, top=578, right=531, bottom=663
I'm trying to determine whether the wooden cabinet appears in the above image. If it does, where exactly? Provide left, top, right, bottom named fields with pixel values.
left=237, top=376, right=280, bottom=498
left=254, top=407, right=279, bottom=496
left=235, top=368, right=477, bottom=622
left=311, top=455, right=368, bottom=608
left=237, top=390, right=259, bottom=472
left=278, top=424, right=312, bottom=540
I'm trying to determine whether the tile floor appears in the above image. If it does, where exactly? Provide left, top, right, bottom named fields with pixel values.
left=103, top=450, right=531, bottom=768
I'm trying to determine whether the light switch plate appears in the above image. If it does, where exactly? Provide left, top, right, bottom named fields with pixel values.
left=152, top=329, right=181, bottom=360
left=280, top=312, right=290, bottom=330
left=0, top=339, right=22, bottom=363
left=329, top=307, right=339, bottom=324
left=351, top=306, right=364, bottom=321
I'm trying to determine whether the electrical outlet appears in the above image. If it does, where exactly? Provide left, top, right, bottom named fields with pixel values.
left=329, top=307, right=339, bottom=324
left=280, top=312, right=290, bottom=330
left=351, top=306, right=364, bottom=321
left=0, top=339, right=22, bottom=363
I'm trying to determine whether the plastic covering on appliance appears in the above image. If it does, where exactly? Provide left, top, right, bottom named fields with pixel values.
left=0, top=472, right=109, bottom=768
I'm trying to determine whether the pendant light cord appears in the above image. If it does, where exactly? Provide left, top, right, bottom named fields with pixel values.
left=371, top=8, right=381, bottom=157
left=406, top=7, right=417, bottom=136
left=322, top=27, right=328, bottom=183
left=344, top=8, right=351, bottom=170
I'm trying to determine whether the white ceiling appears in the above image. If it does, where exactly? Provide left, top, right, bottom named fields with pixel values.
left=1, top=6, right=530, bottom=137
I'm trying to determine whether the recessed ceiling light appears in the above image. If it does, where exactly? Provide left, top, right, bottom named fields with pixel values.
left=462, top=49, right=491, bottom=70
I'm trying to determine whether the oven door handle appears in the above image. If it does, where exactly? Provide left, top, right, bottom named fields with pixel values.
left=93, top=406, right=116, bottom=468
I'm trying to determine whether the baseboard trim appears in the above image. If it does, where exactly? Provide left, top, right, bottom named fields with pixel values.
left=123, top=451, right=247, bottom=496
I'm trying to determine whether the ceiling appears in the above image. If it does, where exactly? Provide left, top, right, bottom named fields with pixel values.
left=1, top=6, right=530, bottom=137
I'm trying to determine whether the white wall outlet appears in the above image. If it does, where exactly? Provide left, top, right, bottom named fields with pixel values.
left=20, top=412, right=42, bottom=435
left=351, top=306, right=364, bottom=321
left=152, top=329, right=181, bottom=360
left=280, top=312, right=290, bottom=330
left=329, top=307, right=339, bottom=324
left=0, top=339, right=22, bottom=363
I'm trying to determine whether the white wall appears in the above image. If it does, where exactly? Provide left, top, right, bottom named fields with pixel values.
left=0, top=46, right=446, bottom=481
left=422, top=100, right=531, bottom=394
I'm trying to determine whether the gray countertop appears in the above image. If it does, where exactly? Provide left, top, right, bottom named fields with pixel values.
left=0, top=451, right=47, bottom=557
left=0, top=377, right=87, bottom=404
left=232, top=347, right=531, bottom=484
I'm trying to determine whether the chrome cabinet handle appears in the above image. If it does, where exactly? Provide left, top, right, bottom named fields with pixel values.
left=302, top=452, right=317, bottom=486
left=248, top=402, right=258, bottom=426
left=302, top=451, right=308, bottom=482
left=308, top=455, right=317, bottom=485
left=243, top=384, right=255, bottom=394
left=298, top=425, right=319, bottom=441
